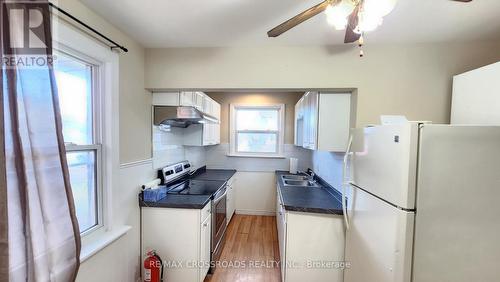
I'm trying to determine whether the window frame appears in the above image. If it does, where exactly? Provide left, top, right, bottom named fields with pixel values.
left=54, top=48, right=104, bottom=236
left=229, top=103, right=285, bottom=158
left=53, top=16, right=121, bottom=261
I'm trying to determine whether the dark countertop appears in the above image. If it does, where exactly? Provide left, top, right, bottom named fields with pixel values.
left=276, top=171, right=343, bottom=215
left=192, top=168, right=237, bottom=181
left=139, top=167, right=237, bottom=209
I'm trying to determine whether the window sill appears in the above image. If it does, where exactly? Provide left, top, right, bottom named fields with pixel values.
left=226, top=154, right=286, bottom=159
left=80, top=225, right=131, bottom=263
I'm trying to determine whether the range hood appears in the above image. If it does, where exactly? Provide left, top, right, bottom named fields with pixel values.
left=153, top=106, right=219, bottom=128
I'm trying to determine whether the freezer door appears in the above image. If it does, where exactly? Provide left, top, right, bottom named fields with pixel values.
left=344, top=186, right=414, bottom=282
left=352, top=122, right=420, bottom=209
left=412, top=125, right=500, bottom=282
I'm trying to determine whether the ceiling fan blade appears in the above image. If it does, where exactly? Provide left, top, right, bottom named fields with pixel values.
left=450, top=0, right=472, bottom=2
left=344, top=4, right=361, bottom=43
left=267, top=1, right=337, bottom=37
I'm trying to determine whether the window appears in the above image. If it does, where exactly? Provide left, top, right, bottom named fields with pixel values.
left=229, top=104, right=285, bottom=157
left=54, top=51, right=102, bottom=234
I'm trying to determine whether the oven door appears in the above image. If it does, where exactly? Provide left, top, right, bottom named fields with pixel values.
left=211, top=186, right=227, bottom=259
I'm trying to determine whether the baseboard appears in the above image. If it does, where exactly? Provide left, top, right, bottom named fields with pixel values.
left=235, top=209, right=275, bottom=216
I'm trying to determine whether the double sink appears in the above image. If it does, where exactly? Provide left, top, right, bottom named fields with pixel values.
left=281, top=174, right=320, bottom=187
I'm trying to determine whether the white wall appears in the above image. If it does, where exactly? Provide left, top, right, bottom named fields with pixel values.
left=146, top=41, right=500, bottom=128
left=451, top=61, right=500, bottom=125
left=233, top=172, right=278, bottom=216
left=76, top=162, right=155, bottom=282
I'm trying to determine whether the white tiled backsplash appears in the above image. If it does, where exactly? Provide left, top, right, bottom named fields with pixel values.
left=153, top=125, right=342, bottom=189
left=205, top=143, right=312, bottom=172
left=152, top=126, right=207, bottom=170
left=312, top=150, right=345, bottom=190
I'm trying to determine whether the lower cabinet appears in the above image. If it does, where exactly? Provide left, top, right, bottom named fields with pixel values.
left=199, top=214, right=211, bottom=281
left=276, top=185, right=345, bottom=282
left=142, top=202, right=212, bottom=282
left=226, top=176, right=236, bottom=225
left=276, top=187, right=287, bottom=280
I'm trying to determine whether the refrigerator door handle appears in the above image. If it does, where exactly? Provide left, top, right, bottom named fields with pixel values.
left=342, top=134, right=354, bottom=230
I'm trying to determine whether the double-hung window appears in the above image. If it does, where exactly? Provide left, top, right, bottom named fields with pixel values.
left=229, top=104, right=285, bottom=157
left=54, top=51, right=102, bottom=235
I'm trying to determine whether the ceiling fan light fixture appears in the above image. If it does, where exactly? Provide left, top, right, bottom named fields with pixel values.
left=357, top=12, right=383, bottom=32
left=325, top=1, right=355, bottom=30
left=354, top=0, right=397, bottom=33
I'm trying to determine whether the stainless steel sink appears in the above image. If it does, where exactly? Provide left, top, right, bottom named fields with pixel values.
left=283, top=179, right=320, bottom=187
left=281, top=175, right=310, bottom=181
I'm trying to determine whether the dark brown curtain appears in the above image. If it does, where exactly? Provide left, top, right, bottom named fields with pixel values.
left=1, top=0, right=81, bottom=280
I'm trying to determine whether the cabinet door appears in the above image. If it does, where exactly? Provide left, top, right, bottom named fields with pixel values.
left=317, top=93, right=352, bottom=152
left=199, top=215, right=211, bottom=281
left=226, top=188, right=231, bottom=225
left=194, top=92, right=204, bottom=110
left=226, top=185, right=234, bottom=225
left=214, top=123, right=220, bottom=144
left=276, top=186, right=287, bottom=281
left=294, top=102, right=299, bottom=146
left=308, top=92, right=319, bottom=150
left=302, top=93, right=312, bottom=149
left=180, top=92, right=195, bottom=107
left=276, top=188, right=281, bottom=220
left=203, top=96, right=213, bottom=114
left=153, top=92, right=180, bottom=106
left=202, top=124, right=211, bottom=145
left=213, top=102, right=221, bottom=120
left=294, top=98, right=304, bottom=147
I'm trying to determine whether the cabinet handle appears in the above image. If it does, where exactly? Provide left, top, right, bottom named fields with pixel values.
left=203, top=222, right=208, bottom=227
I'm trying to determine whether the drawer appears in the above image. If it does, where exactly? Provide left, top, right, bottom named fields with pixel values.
left=201, top=201, right=211, bottom=222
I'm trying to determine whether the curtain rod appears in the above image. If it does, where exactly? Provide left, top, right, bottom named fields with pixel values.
left=49, top=2, right=128, bottom=53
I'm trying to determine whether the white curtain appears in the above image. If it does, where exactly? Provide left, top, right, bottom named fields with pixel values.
left=1, top=0, right=81, bottom=281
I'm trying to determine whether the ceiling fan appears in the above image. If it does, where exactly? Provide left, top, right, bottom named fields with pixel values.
left=267, top=0, right=473, bottom=55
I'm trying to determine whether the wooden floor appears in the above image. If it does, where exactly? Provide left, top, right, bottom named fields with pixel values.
left=205, top=215, right=281, bottom=282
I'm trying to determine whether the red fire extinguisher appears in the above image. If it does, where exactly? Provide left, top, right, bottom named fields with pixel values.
left=144, top=250, right=163, bottom=282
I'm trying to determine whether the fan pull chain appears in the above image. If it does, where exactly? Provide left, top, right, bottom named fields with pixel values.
left=358, top=34, right=365, bottom=57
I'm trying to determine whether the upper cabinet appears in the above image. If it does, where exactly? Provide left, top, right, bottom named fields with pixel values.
left=178, top=91, right=204, bottom=110
left=154, top=91, right=216, bottom=116
left=294, top=92, right=354, bottom=152
left=152, top=91, right=221, bottom=146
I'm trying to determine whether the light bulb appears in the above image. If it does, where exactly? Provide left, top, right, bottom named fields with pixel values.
left=358, top=11, right=383, bottom=32
left=325, top=1, right=355, bottom=30
left=355, top=0, right=397, bottom=33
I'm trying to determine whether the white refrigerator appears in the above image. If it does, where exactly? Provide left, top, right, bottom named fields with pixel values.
left=343, top=122, right=500, bottom=282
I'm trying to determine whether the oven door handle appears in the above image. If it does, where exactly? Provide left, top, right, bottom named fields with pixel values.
left=213, top=187, right=227, bottom=202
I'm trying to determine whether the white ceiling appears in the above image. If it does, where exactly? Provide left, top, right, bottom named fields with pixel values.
left=79, top=0, right=500, bottom=48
